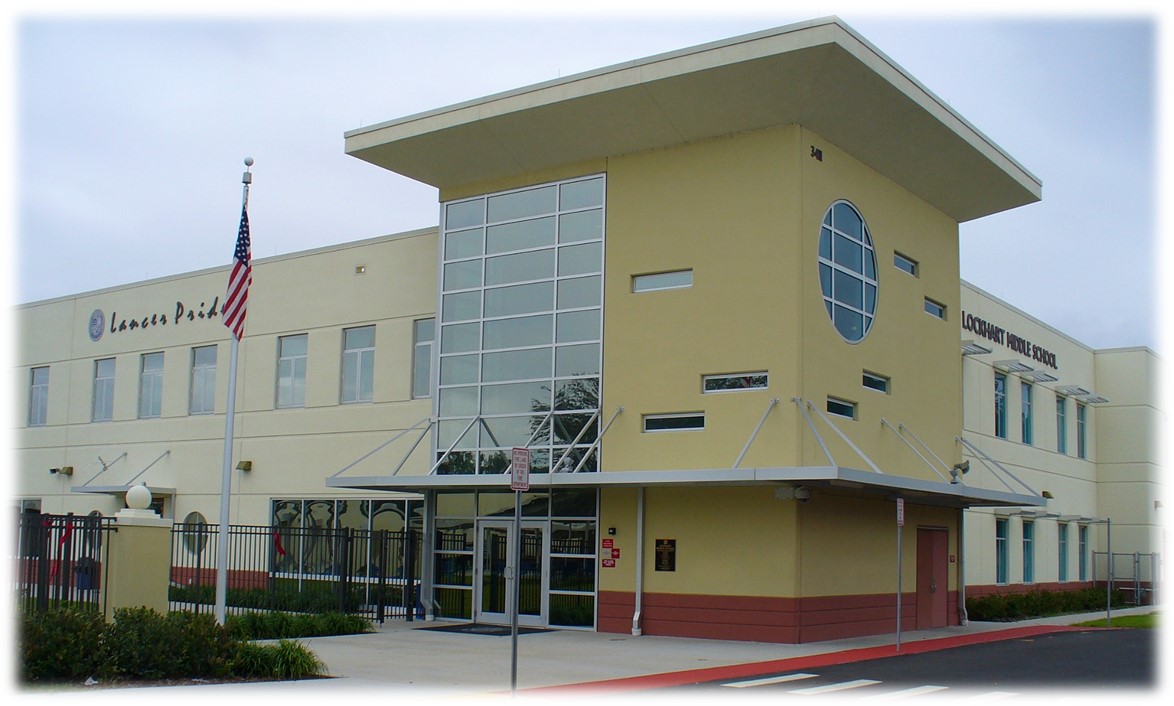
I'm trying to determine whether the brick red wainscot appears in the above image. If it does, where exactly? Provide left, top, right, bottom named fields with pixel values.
left=598, top=590, right=960, bottom=643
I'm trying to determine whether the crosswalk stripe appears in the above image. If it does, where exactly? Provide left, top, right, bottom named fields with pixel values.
left=862, top=685, right=950, bottom=700
left=721, top=673, right=819, bottom=688
left=789, top=679, right=882, bottom=695
left=957, top=691, right=1019, bottom=701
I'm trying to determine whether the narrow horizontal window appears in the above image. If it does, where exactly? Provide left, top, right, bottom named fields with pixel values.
left=893, top=252, right=918, bottom=276
left=862, top=371, right=889, bottom=393
left=643, top=413, right=705, bottom=432
left=924, top=297, right=947, bottom=320
left=703, top=372, right=768, bottom=393
left=826, top=397, right=857, bottom=420
left=633, top=269, right=692, bottom=293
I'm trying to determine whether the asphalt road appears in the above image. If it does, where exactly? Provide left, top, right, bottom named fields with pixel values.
left=682, top=630, right=1156, bottom=695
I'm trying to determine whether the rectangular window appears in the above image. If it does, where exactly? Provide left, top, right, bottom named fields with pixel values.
left=1078, top=525, right=1089, bottom=580
left=643, top=413, right=705, bottom=432
left=1076, top=403, right=1087, bottom=459
left=632, top=269, right=692, bottom=293
left=190, top=345, right=217, bottom=415
left=139, top=352, right=164, bottom=418
left=924, top=297, right=946, bottom=319
left=28, top=366, right=49, bottom=427
left=1056, top=395, right=1068, bottom=454
left=994, top=373, right=1008, bottom=439
left=1021, top=382, right=1033, bottom=445
left=702, top=372, right=767, bottom=393
left=277, top=334, right=308, bottom=408
left=1022, top=520, right=1035, bottom=583
left=893, top=252, right=918, bottom=276
left=1058, top=523, right=1069, bottom=582
left=92, top=358, right=115, bottom=422
left=413, top=319, right=435, bottom=399
left=342, top=325, right=376, bottom=403
left=862, top=371, right=890, bottom=393
left=826, top=397, right=857, bottom=420
left=995, top=518, right=1008, bottom=584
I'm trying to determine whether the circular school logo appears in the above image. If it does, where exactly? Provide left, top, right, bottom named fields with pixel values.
left=88, top=309, right=105, bottom=342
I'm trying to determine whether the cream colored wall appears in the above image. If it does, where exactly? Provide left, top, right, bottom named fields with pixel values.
left=13, top=232, right=438, bottom=523
left=598, top=485, right=800, bottom=597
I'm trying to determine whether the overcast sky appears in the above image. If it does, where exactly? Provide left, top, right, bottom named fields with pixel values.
left=5, top=6, right=1163, bottom=353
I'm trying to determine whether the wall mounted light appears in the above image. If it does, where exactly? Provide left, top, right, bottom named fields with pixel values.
left=235, top=460, right=253, bottom=472
left=50, top=466, right=74, bottom=476
left=949, top=461, right=969, bottom=484
left=1041, top=490, right=1055, bottom=499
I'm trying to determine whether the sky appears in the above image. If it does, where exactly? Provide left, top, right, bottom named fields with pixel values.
left=3, top=3, right=1165, bottom=355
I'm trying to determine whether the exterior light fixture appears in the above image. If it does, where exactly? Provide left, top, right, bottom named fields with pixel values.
left=1041, top=490, right=1054, bottom=499
left=50, top=466, right=74, bottom=476
left=949, top=460, right=969, bottom=484
left=235, top=460, right=253, bottom=472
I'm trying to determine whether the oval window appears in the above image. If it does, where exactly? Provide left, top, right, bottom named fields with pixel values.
left=818, top=200, right=878, bottom=342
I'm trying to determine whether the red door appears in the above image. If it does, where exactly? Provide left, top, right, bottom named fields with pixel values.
left=916, top=527, right=949, bottom=629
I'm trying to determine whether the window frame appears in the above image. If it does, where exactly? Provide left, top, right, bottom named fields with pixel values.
left=28, top=366, right=49, bottom=427
left=642, top=413, right=705, bottom=433
left=189, top=345, right=217, bottom=415
left=341, top=325, right=376, bottom=404
left=138, top=351, right=165, bottom=419
left=1021, top=381, right=1033, bottom=445
left=92, top=358, right=116, bottom=422
left=1058, top=523, right=1069, bottom=582
left=632, top=269, right=693, bottom=293
left=1076, top=402, right=1088, bottom=459
left=995, top=518, right=1008, bottom=584
left=1055, top=394, right=1068, bottom=454
left=924, top=297, right=947, bottom=320
left=817, top=199, right=878, bottom=343
left=1022, top=520, right=1035, bottom=583
left=862, top=371, right=890, bottom=394
left=994, top=372, right=1008, bottom=439
left=826, top=396, right=857, bottom=420
left=1078, top=524, right=1089, bottom=580
left=413, top=318, right=435, bottom=399
left=702, top=372, right=768, bottom=394
left=893, top=251, right=918, bottom=276
left=276, top=334, right=309, bottom=409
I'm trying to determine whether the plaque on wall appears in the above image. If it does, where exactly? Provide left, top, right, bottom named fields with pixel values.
left=655, top=538, right=676, bottom=572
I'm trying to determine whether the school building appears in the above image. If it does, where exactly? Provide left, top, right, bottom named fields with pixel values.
left=13, top=17, right=1161, bottom=642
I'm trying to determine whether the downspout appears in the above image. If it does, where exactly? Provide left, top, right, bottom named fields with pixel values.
left=632, top=486, right=645, bottom=636
left=958, top=507, right=968, bottom=625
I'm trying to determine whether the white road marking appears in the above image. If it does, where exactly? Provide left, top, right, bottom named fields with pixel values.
left=862, top=684, right=950, bottom=700
left=789, top=679, right=882, bottom=694
left=721, top=673, right=818, bottom=688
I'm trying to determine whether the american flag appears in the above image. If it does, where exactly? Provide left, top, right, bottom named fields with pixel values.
left=222, top=205, right=251, bottom=340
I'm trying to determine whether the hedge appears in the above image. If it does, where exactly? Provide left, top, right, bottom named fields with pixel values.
left=966, top=587, right=1127, bottom=621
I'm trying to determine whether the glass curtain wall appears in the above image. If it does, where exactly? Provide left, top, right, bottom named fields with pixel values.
left=436, top=176, right=605, bottom=474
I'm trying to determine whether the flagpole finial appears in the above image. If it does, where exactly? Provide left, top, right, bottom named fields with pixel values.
left=244, top=157, right=254, bottom=168
left=242, top=157, right=254, bottom=185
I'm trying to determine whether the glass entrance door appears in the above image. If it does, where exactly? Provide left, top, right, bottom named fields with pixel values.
left=475, top=520, right=546, bottom=626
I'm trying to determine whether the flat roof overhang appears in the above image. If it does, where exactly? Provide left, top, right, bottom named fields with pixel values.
left=345, top=17, right=1041, bottom=223
left=326, top=466, right=1043, bottom=510
left=71, top=485, right=176, bottom=498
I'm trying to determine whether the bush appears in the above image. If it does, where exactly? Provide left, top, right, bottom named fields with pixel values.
left=20, top=607, right=106, bottom=682
left=967, top=587, right=1128, bottom=621
left=225, top=610, right=372, bottom=640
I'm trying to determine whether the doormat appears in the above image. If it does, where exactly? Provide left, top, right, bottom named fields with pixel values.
left=420, top=623, right=549, bottom=636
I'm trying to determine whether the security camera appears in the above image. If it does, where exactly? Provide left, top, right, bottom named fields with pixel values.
left=794, top=486, right=811, bottom=502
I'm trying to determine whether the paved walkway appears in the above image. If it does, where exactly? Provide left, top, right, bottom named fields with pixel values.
left=115, top=606, right=1157, bottom=698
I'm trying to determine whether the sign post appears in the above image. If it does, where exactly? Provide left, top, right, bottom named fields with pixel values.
left=896, top=497, right=904, bottom=653
left=509, top=447, right=530, bottom=695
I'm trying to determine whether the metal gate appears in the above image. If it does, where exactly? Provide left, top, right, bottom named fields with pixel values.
left=13, top=513, right=116, bottom=614
left=169, top=523, right=421, bottom=622
left=1094, top=551, right=1162, bottom=606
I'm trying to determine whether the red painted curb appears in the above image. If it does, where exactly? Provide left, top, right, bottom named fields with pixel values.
left=525, top=625, right=1100, bottom=693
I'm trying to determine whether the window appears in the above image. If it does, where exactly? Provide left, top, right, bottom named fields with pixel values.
left=1078, top=525, right=1089, bottom=580
left=893, top=252, right=918, bottom=276
left=994, top=373, right=1008, bottom=439
left=995, top=518, right=1008, bottom=584
left=1058, top=523, right=1069, bottom=582
left=703, top=372, right=767, bottom=393
left=643, top=413, right=705, bottom=432
left=924, top=297, right=946, bottom=320
left=277, top=334, right=308, bottom=408
left=342, top=326, right=375, bottom=403
left=1021, top=382, right=1033, bottom=445
left=190, top=345, right=217, bottom=415
left=1056, top=395, right=1068, bottom=454
left=826, top=397, right=857, bottom=420
left=92, top=358, right=115, bottom=422
left=633, top=269, right=692, bottom=292
left=413, top=319, right=434, bottom=399
left=818, top=200, right=877, bottom=342
left=139, top=352, right=164, bottom=418
left=1076, top=403, right=1087, bottom=459
left=438, top=175, right=604, bottom=474
left=862, top=371, right=889, bottom=393
left=1022, top=520, right=1034, bottom=583
left=28, top=367, right=49, bottom=426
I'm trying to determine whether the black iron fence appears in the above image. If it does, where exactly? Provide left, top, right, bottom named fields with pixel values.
left=14, top=513, right=116, bottom=614
left=169, top=523, right=421, bottom=623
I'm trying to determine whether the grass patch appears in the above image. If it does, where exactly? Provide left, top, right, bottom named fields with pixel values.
left=1073, top=612, right=1158, bottom=629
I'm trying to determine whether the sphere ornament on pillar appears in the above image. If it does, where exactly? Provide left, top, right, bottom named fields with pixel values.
left=126, top=483, right=152, bottom=510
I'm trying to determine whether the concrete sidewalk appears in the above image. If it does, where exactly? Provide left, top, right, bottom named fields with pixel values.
left=105, top=605, right=1155, bottom=698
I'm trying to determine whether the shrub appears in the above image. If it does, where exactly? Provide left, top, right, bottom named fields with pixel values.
left=20, top=607, right=106, bottom=682
left=967, top=587, right=1128, bottom=621
left=225, top=610, right=372, bottom=640
left=267, top=639, right=326, bottom=680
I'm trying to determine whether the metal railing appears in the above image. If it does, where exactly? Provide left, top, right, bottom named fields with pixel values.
left=13, top=513, right=116, bottom=614
left=1094, top=550, right=1162, bottom=606
left=169, top=523, right=421, bottom=623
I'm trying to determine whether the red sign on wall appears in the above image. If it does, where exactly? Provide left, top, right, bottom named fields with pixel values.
left=602, top=558, right=616, bottom=568
left=602, top=538, right=614, bottom=549
left=611, top=548, right=621, bottom=559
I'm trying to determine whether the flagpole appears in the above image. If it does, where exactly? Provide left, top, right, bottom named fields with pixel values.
left=215, top=157, right=253, bottom=625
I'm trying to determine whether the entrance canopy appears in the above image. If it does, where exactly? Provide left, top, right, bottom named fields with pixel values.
left=326, top=465, right=1043, bottom=510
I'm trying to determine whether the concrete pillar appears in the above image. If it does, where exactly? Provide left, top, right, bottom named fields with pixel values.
left=103, top=485, right=173, bottom=620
